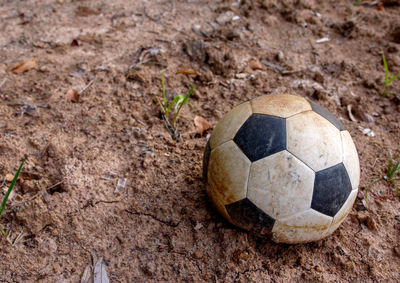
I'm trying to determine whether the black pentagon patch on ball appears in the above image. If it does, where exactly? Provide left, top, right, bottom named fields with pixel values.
left=225, top=198, right=275, bottom=233
left=233, top=114, right=286, bottom=162
left=311, top=163, right=352, bottom=217
left=202, top=141, right=211, bottom=182
left=308, top=100, right=346, bottom=131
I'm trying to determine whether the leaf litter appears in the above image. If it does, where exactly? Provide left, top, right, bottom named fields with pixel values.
left=11, top=59, right=37, bottom=74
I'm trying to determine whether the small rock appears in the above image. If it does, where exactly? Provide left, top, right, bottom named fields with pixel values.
left=276, top=51, right=285, bottom=62
left=358, top=126, right=375, bottom=137
left=193, top=250, right=203, bottom=259
left=5, top=173, right=14, bottom=182
left=316, top=37, right=330, bottom=43
left=235, top=73, right=247, bottom=79
left=216, top=11, right=234, bottom=25
left=249, top=60, right=263, bottom=70
left=194, top=222, right=203, bottom=230
left=192, top=24, right=202, bottom=36
left=65, top=89, right=79, bottom=103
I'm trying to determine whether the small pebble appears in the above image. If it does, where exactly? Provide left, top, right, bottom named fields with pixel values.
left=5, top=173, right=14, bottom=182
left=216, top=11, right=234, bottom=25
left=249, top=60, right=263, bottom=70
left=193, top=250, right=203, bottom=259
left=276, top=51, right=284, bottom=62
left=194, top=222, right=203, bottom=230
left=235, top=73, right=247, bottom=79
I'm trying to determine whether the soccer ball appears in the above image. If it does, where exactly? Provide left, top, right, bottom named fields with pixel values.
left=203, top=94, right=360, bottom=244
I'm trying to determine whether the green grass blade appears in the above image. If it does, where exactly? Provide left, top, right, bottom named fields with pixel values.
left=166, top=95, right=182, bottom=116
left=387, top=159, right=393, bottom=176
left=0, top=226, right=6, bottom=237
left=161, top=72, right=167, bottom=110
left=382, top=52, right=389, bottom=85
left=388, top=159, right=400, bottom=180
left=0, top=158, right=25, bottom=219
left=187, top=100, right=198, bottom=114
left=387, top=73, right=400, bottom=85
left=176, top=86, right=194, bottom=114
left=173, top=86, right=195, bottom=126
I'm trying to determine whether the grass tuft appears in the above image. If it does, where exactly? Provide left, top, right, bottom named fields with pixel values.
left=154, top=73, right=195, bottom=140
left=365, top=158, right=400, bottom=208
left=0, top=158, right=25, bottom=237
left=382, top=52, right=400, bottom=97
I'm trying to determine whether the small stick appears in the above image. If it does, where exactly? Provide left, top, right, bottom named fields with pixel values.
left=40, top=140, right=51, bottom=157
left=12, top=231, right=25, bottom=246
left=261, top=60, right=287, bottom=73
left=79, top=78, right=96, bottom=95
left=1, top=101, right=49, bottom=109
left=46, top=180, right=64, bottom=191
left=0, top=78, right=7, bottom=89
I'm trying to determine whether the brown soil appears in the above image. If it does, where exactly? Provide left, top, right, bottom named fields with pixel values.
left=0, top=0, right=400, bottom=282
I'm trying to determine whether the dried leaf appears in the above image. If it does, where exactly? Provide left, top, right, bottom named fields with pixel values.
left=66, top=89, right=79, bottom=103
left=80, top=264, right=92, bottom=283
left=176, top=69, right=201, bottom=76
left=71, top=39, right=82, bottom=46
left=11, top=59, right=37, bottom=74
left=194, top=115, right=211, bottom=136
left=93, top=258, right=109, bottom=283
left=347, top=104, right=357, bottom=122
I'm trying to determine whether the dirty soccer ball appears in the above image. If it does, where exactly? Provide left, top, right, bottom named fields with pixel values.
left=203, top=94, right=360, bottom=244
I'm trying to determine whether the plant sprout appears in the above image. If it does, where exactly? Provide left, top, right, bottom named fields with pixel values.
left=365, top=158, right=400, bottom=208
left=155, top=73, right=195, bottom=140
left=382, top=52, right=400, bottom=98
left=0, top=158, right=25, bottom=237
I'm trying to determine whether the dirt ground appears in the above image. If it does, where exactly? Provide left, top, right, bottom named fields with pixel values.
left=0, top=0, right=400, bottom=282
